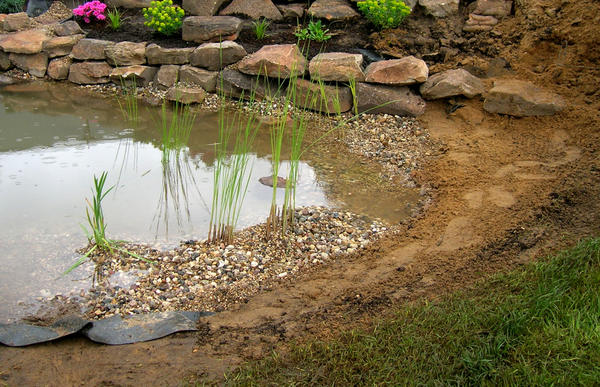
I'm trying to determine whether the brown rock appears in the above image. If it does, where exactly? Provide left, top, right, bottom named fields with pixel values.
left=9, top=52, right=48, bottom=77
left=53, top=20, right=85, bottom=36
left=71, top=39, right=115, bottom=60
left=483, top=79, right=566, bottom=116
left=43, top=34, right=84, bottom=58
left=220, top=0, right=283, bottom=21
left=179, top=65, right=218, bottom=92
left=357, top=82, right=426, bottom=117
left=309, top=52, right=365, bottom=82
left=145, top=44, right=194, bottom=65
left=166, top=86, right=207, bottom=104
left=0, top=29, right=51, bottom=54
left=154, top=65, right=180, bottom=89
left=474, top=0, right=512, bottom=18
left=68, top=61, right=112, bottom=84
left=307, top=0, right=359, bottom=21
left=189, top=41, right=247, bottom=71
left=105, top=0, right=151, bottom=8
left=105, top=41, right=147, bottom=66
left=217, top=68, right=281, bottom=100
left=0, top=50, right=12, bottom=71
left=420, top=69, right=484, bottom=99
left=463, top=13, right=498, bottom=32
left=182, top=16, right=242, bottom=43
left=237, top=44, right=306, bottom=79
left=3, top=12, right=30, bottom=32
left=293, top=79, right=352, bottom=114
left=259, top=175, right=287, bottom=188
left=277, top=3, right=306, bottom=19
left=110, top=65, right=158, bottom=87
left=365, top=56, right=428, bottom=85
left=47, top=56, right=72, bottom=80
left=183, top=0, right=228, bottom=16
left=418, top=0, right=459, bottom=17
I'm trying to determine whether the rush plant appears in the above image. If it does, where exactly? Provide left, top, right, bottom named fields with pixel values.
left=252, top=18, right=270, bottom=40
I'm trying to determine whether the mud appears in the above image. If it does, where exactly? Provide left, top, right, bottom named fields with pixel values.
left=1, top=0, right=600, bottom=384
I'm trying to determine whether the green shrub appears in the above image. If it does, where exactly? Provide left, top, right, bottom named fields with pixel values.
left=0, top=0, right=25, bottom=14
left=357, top=0, right=411, bottom=30
left=143, top=0, right=184, bottom=36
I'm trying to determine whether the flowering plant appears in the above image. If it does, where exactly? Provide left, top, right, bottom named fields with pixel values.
left=143, top=0, right=184, bottom=36
left=357, top=0, right=411, bottom=30
left=73, top=0, right=107, bottom=24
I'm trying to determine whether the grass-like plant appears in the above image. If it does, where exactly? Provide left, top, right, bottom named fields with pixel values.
left=252, top=18, right=270, bottom=40
left=347, top=77, right=359, bottom=116
left=116, top=77, right=139, bottom=128
left=106, top=7, right=122, bottom=30
left=159, top=96, right=197, bottom=162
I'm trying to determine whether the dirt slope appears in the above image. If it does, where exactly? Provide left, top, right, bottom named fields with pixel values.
left=1, top=0, right=599, bottom=385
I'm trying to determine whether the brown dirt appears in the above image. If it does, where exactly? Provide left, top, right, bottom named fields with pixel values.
left=2, top=0, right=600, bottom=385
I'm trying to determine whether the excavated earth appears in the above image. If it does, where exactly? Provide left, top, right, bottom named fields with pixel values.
left=1, top=0, right=600, bottom=385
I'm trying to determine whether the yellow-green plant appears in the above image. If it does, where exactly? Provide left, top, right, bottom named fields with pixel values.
left=357, top=0, right=411, bottom=30
left=143, top=0, right=184, bottom=36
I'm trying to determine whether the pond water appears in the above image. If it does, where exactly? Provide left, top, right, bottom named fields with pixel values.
left=0, top=82, right=419, bottom=322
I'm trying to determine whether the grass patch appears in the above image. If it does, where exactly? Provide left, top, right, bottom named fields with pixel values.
left=226, top=238, right=600, bottom=385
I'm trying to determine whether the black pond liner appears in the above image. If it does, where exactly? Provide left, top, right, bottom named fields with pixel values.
left=0, top=311, right=214, bottom=347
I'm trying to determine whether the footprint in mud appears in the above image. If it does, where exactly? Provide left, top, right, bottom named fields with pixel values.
left=463, top=190, right=484, bottom=209
left=463, top=186, right=515, bottom=209
left=435, top=217, right=481, bottom=252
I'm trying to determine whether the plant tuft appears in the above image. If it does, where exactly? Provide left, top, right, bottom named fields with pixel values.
left=294, top=20, right=332, bottom=42
left=252, top=18, right=270, bottom=40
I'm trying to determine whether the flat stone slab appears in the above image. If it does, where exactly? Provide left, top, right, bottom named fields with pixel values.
left=358, top=82, right=426, bottom=117
left=293, top=78, right=352, bottom=114
left=166, top=85, right=208, bottom=104
left=183, top=0, right=228, bottom=16
left=307, top=0, right=359, bottom=21
left=0, top=29, right=51, bottom=54
left=105, top=0, right=151, bottom=8
left=220, top=0, right=283, bottom=21
left=179, top=65, right=218, bottom=92
left=154, top=64, right=180, bottom=89
left=418, top=0, right=459, bottom=17
left=420, top=69, right=484, bottom=99
left=237, top=44, right=306, bottom=79
left=68, top=61, right=112, bottom=84
left=463, top=13, right=498, bottom=32
left=146, top=44, right=194, bottom=65
left=365, top=56, right=428, bottom=86
left=105, top=41, right=147, bottom=66
left=71, top=39, right=115, bottom=60
left=483, top=79, right=566, bottom=116
left=53, top=20, right=85, bottom=36
left=217, top=68, right=281, bottom=100
left=182, top=16, right=243, bottom=43
left=278, top=3, right=306, bottom=19
left=43, top=34, right=84, bottom=58
left=309, top=52, right=365, bottom=82
left=110, top=65, right=158, bottom=86
left=9, top=52, right=48, bottom=77
left=3, top=12, right=30, bottom=32
left=474, top=0, right=512, bottom=18
left=190, top=41, right=247, bottom=71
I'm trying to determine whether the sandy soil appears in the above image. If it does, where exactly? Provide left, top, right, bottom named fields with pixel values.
left=1, top=0, right=599, bottom=385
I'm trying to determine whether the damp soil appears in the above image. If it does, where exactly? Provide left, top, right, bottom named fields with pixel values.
left=2, top=0, right=600, bottom=385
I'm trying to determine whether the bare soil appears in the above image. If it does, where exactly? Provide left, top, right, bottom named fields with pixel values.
left=2, top=0, right=600, bottom=385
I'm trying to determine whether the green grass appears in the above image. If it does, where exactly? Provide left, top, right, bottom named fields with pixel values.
left=225, top=237, right=600, bottom=385
left=116, top=77, right=139, bottom=128
left=160, top=97, right=197, bottom=162
left=107, top=7, right=122, bottom=30
left=252, top=19, right=270, bottom=40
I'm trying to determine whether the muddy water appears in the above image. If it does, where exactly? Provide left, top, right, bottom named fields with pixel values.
left=0, top=83, right=418, bottom=322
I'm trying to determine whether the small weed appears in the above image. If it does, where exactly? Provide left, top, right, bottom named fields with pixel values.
left=252, top=18, right=270, bottom=40
left=106, top=7, right=122, bottom=30
left=294, top=20, right=332, bottom=42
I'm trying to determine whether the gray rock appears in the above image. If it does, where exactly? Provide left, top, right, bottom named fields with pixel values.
left=0, top=74, right=19, bottom=85
left=309, top=52, right=365, bottom=82
left=145, top=44, right=194, bottom=65
left=237, top=44, right=306, bottom=79
left=47, top=56, right=72, bottom=80
left=217, top=68, right=281, bottom=100
left=277, top=3, right=306, bottom=19
left=26, top=0, right=49, bottom=17
left=357, top=82, right=426, bottom=117
left=418, top=0, right=459, bottom=17
left=420, top=69, right=484, bottom=99
left=71, top=39, right=115, bottom=60
left=68, top=61, right=112, bottom=84
left=43, top=35, right=85, bottom=58
left=182, top=16, right=243, bottom=43
left=154, top=65, right=180, bottom=89
left=183, top=0, right=228, bottom=16
left=166, top=86, right=207, bottom=104
left=189, top=41, right=247, bottom=71
left=179, top=65, right=218, bottom=92
left=3, top=12, right=30, bottom=31
left=0, top=50, right=12, bottom=71
left=307, top=0, right=359, bottom=21
left=474, top=0, right=512, bottom=18
left=220, top=0, right=283, bottom=21
left=0, top=29, right=50, bottom=54
left=105, top=0, right=151, bottom=8
left=483, top=79, right=566, bottom=116
left=9, top=52, right=48, bottom=77
left=53, top=21, right=85, bottom=36
left=105, top=41, right=147, bottom=66
left=293, top=79, right=352, bottom=114
left=110, top=65, right=158, bottom=87
left=365, top=56, right=428, bottom=86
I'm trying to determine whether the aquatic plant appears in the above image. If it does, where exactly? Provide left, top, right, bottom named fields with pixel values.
left=252, top=18, right=270, bottom=40
left=159, top=96, right=197, bottom=162
left=116, top=76, right=139, bottom=128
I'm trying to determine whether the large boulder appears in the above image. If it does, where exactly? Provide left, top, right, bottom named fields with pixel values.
left=68, top=61, right=112, bottom=84
left=3, top=12, right=30, bottom=31
left=145, top=44, right=194, bottom=65
left=189, top=41, right=247, bottom=71
left=183, top=0, right=228, bottom=16
left=474, top=0, right=512, bottom=18
left=418, top=0, right=459, bottom=17
left=309, top=52, right=365, bottom=82
left=483, top=79, right=566, bottom=116
left=365, top=56, right=428, bottom=86
left=237, top=44, right=306, bottom=79
left=53, top=21, right=85, bottom=36
left=179, top=65, right=218, bottom=92
left=9, top=53, right=48, bottom=77
left=154, top=65, right=180, bottom=89
left=71, top=39, right=115, bottom=60
left=220, top=0, right=283, bottom=20
left=110, top=65, right=158, bottom=87
left=105, top=41, right=147, bottom=66
left=47, top=56, right=72, bottom=80
left=43, top=35, right=85, bottom=58
left=182, top=16, right=243, bottom=43
left=293, top=79, right=352, bottom=114
left=420, top=69, right=484, bottom=99
left=307, top=0, right=359, bottom=21
left=166, top=86, right=207, bottom=104
left=0, top=29, right=51, bottom=54
left=217, top=68, right=281, bottom=100
left=357, top=83, right=426, bottom=117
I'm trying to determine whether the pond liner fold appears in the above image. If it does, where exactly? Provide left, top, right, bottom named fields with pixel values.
left=0, top=311, right=215, bottom=347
